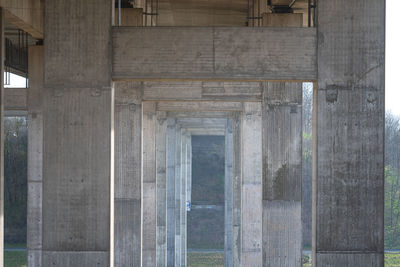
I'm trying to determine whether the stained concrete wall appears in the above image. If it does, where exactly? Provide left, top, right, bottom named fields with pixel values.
left=27, top=45, right=43, bottom=267
left=314, top=0, right=385, bottom=266
left=262, top=82, right=302, bottom=267
left=114, top=82, right=142, bottom=267
left=241, top=102, right=263, bottom=266
left=112, top=27, right=316, bottom=81
left=42, top=0, right=113, bottom=265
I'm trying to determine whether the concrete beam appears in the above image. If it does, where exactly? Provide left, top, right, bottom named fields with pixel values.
left=4, top=88, right=27, bottom=114
left=314, top=0, right=385, bottom=266
left=1, top=0, right=43, bottom=39
left=112, top=27, right=316, bottom=81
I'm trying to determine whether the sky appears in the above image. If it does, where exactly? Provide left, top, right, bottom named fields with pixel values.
left=4, top=3, right=400, bottom=115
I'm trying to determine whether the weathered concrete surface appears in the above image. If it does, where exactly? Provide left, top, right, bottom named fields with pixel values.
left=262, top=82, right=302, bottom=267
left=167, top=118, right=177, bottom=267
left=174, top=125, right=182, bottom=267
left=142, top=101, right=157, bottom=267
left=27, top=45, right=43, bottom=267
left=242, top=102, right=263, bottom=266
left=42, top=251, right=109, bottom=266
left=42, top=88, right=112, bottom=249
left=45, top=0, right=112, bottom=88
left=112, top=27, right=316, bottom=81
left=43, top=1, right=112, bottom=265
left=156, top=111, right=167, bottom=267
left=114, top=83, right=142, bottom=267
left=0, top=8, right=4, bottom=267
left=232, top=114, right=242, bottom=267
left=4, top=88, right=27, bottom=113
left=141, top=81, right=263, bottom=101
left=225, top=119, right=233, bottom=267
left=314, top=0, right=385, bottom=266
left=262, top=13, right=303, bottom=27
left=0, top=0, right=43, bottom=38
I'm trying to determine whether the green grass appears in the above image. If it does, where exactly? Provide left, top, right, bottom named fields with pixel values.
left=386, top=253, right=400, bottom=267
left=302, top=253, right=400, bottom=267
left=188, top=252, right=224, bottom=267
left=4, top=251, right=26, bottom=267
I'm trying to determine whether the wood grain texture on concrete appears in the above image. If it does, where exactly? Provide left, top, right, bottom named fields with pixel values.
left=43, top=2, right=112, bottom=265
left=27, top=46, right=43, bottom=267
left=241, top=102, right=262, bottom=266
left=142, top=101, right=157, bottom=267
left=156, top=111, right=167, bottom=267
left=114, top=84, right=142, bottom=267
left=314, top=0, right=385, bottom=266
left=262, top=82, right=302, bottom=267
left=112, top=27, right=316, bottom=81
left=42, top=88, right=112, bottom=250
left=44, top=0, right=112, bottom=88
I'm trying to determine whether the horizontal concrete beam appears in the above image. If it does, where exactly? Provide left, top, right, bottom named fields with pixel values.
left=1, top=0, right=43, bottom=39
left=4, top=87, right=27, bottom=115
left=112, top=27, right=317, bottom=81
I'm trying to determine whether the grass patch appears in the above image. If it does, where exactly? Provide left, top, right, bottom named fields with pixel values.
left=4, top=251, right=26, bottom=267
left=302, top=252, right=400, bottom=266
left=386, top=253, right=400, bottom=267
left=187, top=252, right=224, bottom=267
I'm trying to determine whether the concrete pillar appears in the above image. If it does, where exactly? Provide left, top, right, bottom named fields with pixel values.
left=0, top=8, right=4, bottom=267
left=180, top=131, right=188, bottom=267
left=261, top=15, right=303, bottom=267
left=142, top=102, right=157, bottom=267
left=241, top=102, right=263, bottom=266
left=174, top=125, right=182, bottom=267
left=156, top=111, right=167, bottom=267
left=27, top=45, right=44, bottom=267
left=262, top=82, right=302, bottom=267
left=232, top=114, right=242, bottom=267
left=314, top=1, right=385, bottom=266
left=225, top=119, right=233, bottom=267
left=167, top=118, right=177, bottom=267
left=42, top=0, right=113, bottom=265
left=114, top=83, right=142, bottom=267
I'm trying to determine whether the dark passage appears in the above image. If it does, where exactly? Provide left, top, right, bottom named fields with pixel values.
left=187, top=135, right=225, bottom=256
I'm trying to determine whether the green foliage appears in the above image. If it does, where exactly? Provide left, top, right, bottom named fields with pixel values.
left=187, top=253, right=224, bottom=267
left=385, top=166, right=400, bottom=249
left=4, top=251, right=27, bottom=267
left=4, top=117, right=28, bottom=244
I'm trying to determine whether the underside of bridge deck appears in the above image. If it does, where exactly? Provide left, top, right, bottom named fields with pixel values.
left=0, top=0, right=385, bottom=266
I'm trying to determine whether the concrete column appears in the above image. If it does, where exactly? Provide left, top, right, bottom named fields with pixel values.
left=262, top=82, right=302, bottom=267
left=241, top=102, right=263, bottom=266
left=114, top=83, right=142, bottom=267
left=0, top=8, right=4, bottom=267
left=314, top=1, right=385, bottom=266
left=166, top=118, right=177, bottom=267
left=232, top=114, right=242, bottom=267
left=180, top=130, right=189, bottom=267
left=142, top=102, right=157, bottom=267
left=225, top=119, right=233, bottom=267
left=156, top=111, right=167, bottom=267
left=174, top=125, right=182, bottom=267
left=42, top=0, right=113, bottom=265
left=27, top=45, right=44, bottom=267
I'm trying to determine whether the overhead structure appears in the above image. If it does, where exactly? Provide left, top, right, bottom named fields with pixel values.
left=0, top=0, right=385, bottom=266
